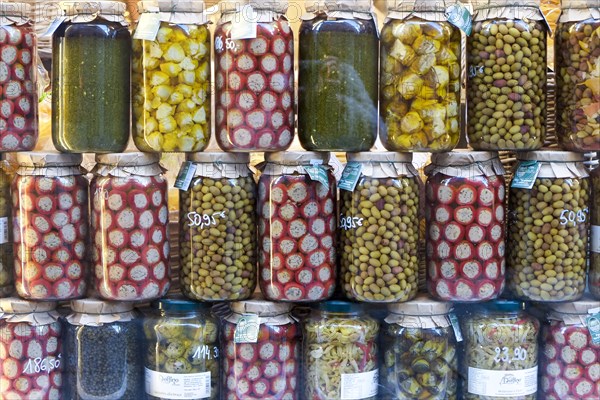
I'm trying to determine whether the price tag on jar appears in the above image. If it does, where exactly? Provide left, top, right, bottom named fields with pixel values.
left=0, top=217, right=8, bottom=244
left=234, top=314, right=260, bottom=343
left=449, top=313, right=463, bottom=342
left=511, top=161, right=541, bottom=189
left=339, top=162, right=363, bottom=192
left=133, top=12, right=162, bottom=41
left=175, top=161, right=197, bottom=191
left=230, top=5, right=258, bottom=40
left=586, top=308, right=600, bottom=345
left=305, top=161, right=329, bottom=187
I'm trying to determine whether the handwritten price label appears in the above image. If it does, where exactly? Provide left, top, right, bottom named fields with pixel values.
left=23, top=354, right=61, bottom=374
left=559, top=208, right=589, bottom=226
left=339, top=215, right=364, bottom=230
left=192, top=345, right=219, bottom=361
left=187, top=211, right=227, bottom=228
left=493, top=346, right=528, bottom=364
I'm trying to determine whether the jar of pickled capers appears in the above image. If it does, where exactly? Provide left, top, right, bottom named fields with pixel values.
left=144, top=298, right=219, bottom=400
left=380, top=296, right=459, bottom=400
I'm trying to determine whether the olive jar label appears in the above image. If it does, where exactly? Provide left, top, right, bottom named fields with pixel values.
left=145, top=368, right=211, bottom=399
left=175, top=161, right=197, bottom=191
left=511, top=161, right=541, bottom=190
left=468, top=366, right=538, bottom=397
left=339, top=162, right=363, bottom=192
left=340, top=369, right=379, bottom=400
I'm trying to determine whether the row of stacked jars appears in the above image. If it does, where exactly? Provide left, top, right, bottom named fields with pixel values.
left=0, top=149, right=597, bottom=304
left=1, top=295, right=598, bottom=400
left=0, top=0, right=599, bottom=154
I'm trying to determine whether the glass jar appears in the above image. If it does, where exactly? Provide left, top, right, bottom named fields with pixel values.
left=215, top=1, right=294, bottom=152
left=52, top=1, right=131, bottom=153
left=467, top=0, right=548, bottom=151
left=507, top=151, right=590, bottom=302
left=298, top=1, right=378, bottom=151
left=132, top=1, right=210, bottom=152
left=144, top=298, right=219, bottom=400
left=12, top=153, right=88, bottom=301
left=0, top=298, right=63, bottom=399
left=555, top=0, right=600, bottom=152
left=0, top=3, right=38, bottom=152
left=380, top=0, right=462, bottom=152
left=462, top=300, right=540, bottom=399
left=180, top=153, right=256, bottom=302
left=591, top=166, right=600, bottom=298
left=425, top=152, right=507, bottom=302
left=539, top=299, right=600, bottom=400
left=65, top=299, right=144, bottom=400
left=340, top=152, right=420, bottom=303
left=380, top=296, right=458, bottom=399
left=222, top=299, right=300, bottom=400
left=91, top=153, right=170, bottom=302
left=303, top=301, right=379, bottom=400
left=258, top=152, right=336, bottom=302
left=0, top=158, right=13, bottom=297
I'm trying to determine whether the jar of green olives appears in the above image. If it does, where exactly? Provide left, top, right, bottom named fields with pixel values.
left=144, top=298, right=219, bottom=400
left=591, top=166, right=600, bottom=299
left=380, top=295, right=459, bottom=399
left=380, top=0, right=462, bottom=152
left=467, top=0, right=548, bottom=151
left=0, top=158, right=12, bottom=297
left=339, top=152, right=420, bottom=303
left=507, top=151, right=590, bottom=302
left=555, top=0, right=600, bottom=152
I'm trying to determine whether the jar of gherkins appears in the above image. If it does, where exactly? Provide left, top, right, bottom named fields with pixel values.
left=0, top=158, right=12, bottom=297
left=380, top=0, right=462, bottom=152
left=52, top=1, right=131, bottom=153
left=298, top=1, right=378, bottom=151
left=65, top=299, right=144, bottom=400
left=507, top=151, right=590, bottom=302
left=591, top=166, right=600, bottom=298
left=462, top=300, right=540, bottom=399
left=467, top=0, right=548, bottom=151
left=339, top=152, right=420, bottom=303
left=179, top=153, right=256, bottom=302
left=303, top=301, right=379, bottom=400
left=380, top=296, right=459, bottom=400
left=555, top=0, right=600, bottom=152
left=132, top=1, right=210, bottom=152
left=144, top=298, right=219, bottom=400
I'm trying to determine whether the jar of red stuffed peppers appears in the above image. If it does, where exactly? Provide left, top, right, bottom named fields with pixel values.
left=91, top=153, right=170, bottom=302
left=303, top=301, right=379, bottom=400
left=340, top=152, right=420, bottom=303
left=555, top=0, right=600, bottom=152
left=507, top=152, right=590, bottom=302
left=180, top=153, right=256, bottom=302
left=425, top=151, right=507, bottom=302
left=132, top=0, right=211, bottom=152
left=0, top=3, right=38, bottom=152
left=380, top=295, right=459, bottom=399
left=298, top=1, right=378, bottom=151
left=380, top=0, right=462, bottom=152
left=215, top=0, right=294, bottom=152
left=591, top=166, right=600, bottom=299
left=222, top=299, right=300, bottom=400
left=258, top=152, right=336, bottom=302
left=0, top=298, right=63, bottom=399
left=12, top=153, right=88, bottom=301
left=540, top=299, right=600, bottom=400
left=0, top=158, right=13, bottom=297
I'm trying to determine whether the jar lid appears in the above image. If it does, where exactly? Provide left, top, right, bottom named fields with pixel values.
left=0, top=2, right=31, bottom=17
left=231, top=299, right=293, bottom=316
left=314, top=300, right=364, bottom=313
left=265, top=151, right=330, bottom=165
left=549, top=299, right=600, bottom=315
left=387, top=295, right=452, bottom=316
left=220, top=0, right=288, bottom=13
left=152, top=298, right=210, bottom=312
left=96, top=152, right=160, bottom=167
left=0, top=298, right=58, bottom=314
left=389, top=0, right=449, bottom=12
left=483, top=299, right=525, bottom=313
left=431, top=151, right=499, bottom=166
left=305, top=0, right=372, bottom=13
left=187, top=152, right=250, bottom=164
left=473, top=0, right=541, bottom=9
left=61, top=0, right=127, bottom=16
left=15, top=152, right=83, bottom=167
left=347, top=152, right=413, bottom=163
left=517, top=151, right=585, bottom=163
left=139, top=0, right=206, bottom=13
left=70, top=299, right=134, bottom=314
left=561, top=0, right=599, bottom=8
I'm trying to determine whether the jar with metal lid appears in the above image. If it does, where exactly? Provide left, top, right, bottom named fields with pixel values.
left=507, top=151, right=590, bottom=302
left=215, top=0, right=294, bottom=152
left=298, top=1, right=378, bottom=151
left=380, top=296, right=458, bottom=400
left=467, top=0, right=548, bottom=151
left=339, top=152, right=420, bottom=303
left=180, top=153, right=256, bottom=302
left=462, top=300, right=540, bottom=399
left=258, top=152, right=337, bottom=302
left=0, top=157, right=13, bottom=297
left=222, top=299, right=300, bottom=400
left=0, top=2, right=38, bottom=152
left=132, top=0, right=210, bottom=152
left=539, top=299, right=600, bottom=400
left=425, top=151, right=507, bottom=302
left=144, top=298, right=219, bottom=400
left=52, top=1, right=131, bottom=153
left=380, top=0, right=462, bottom=153
left=303, top=301, right=379, bottom=400
left=0, top=298, right=63, bottom=399
left=65, top=299, right=144, bottom=400
left=12, top=153, right=88, bottom=301
left=555, top=0, right=600, bottom=152
left=90, top=153, right=170, bottom=302
left=591, top=166, right=600, bottom=298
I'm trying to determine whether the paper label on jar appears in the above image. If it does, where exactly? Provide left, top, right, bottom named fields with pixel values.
left=446, top=2, right=472, bottom=35
left=591, top=225, right=600, bottom=253
left=133, top=13, right=162, bottom=41
left=175, top=161, right=197, bottom=191
left=449, top=313, right=463, bottom=342
left=0, top=217, right=8, bottom=244
left=339, top=162, right=363, bottom=192
left=467, top=366, right=538, bottom=397
left=145, top=368, right=211, bottom=399
left=230, top=5, right=258, bottom=40
left=586, top=310, right=600, bottom=345
left=234, top=314, right=260, bottom=343
left=305, top=163, right=329, bottom=187
left=511, top=161, right=541, bottom=190
left=41, top=16, right=68, bottom=38
left=340, top=369, right=379, bottom=400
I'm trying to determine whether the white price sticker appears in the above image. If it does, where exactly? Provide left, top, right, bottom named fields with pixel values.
left=591, top=225, right=600, bottom=254
left=133, top=13, right=161, bottom=41
left=145, top=369, right=211, bottom=400
left=0, top=217, right=8, bottom=244
left=340, top=369, right=379, bottom=400
left=468, top=366, right=537, bottom=397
